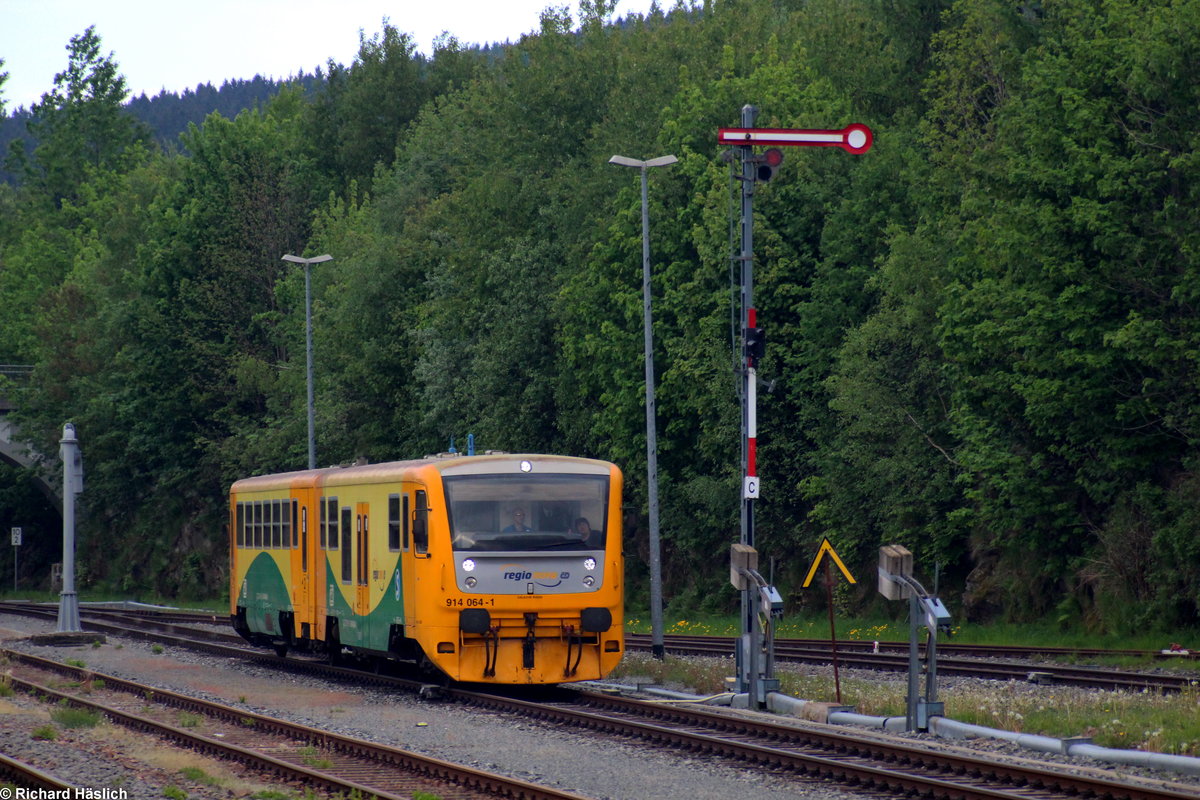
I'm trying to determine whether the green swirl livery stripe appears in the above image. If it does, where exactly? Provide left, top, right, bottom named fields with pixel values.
left=324, top=557, right=405, bottom=650
left=239, top=552, right=291, bottom=635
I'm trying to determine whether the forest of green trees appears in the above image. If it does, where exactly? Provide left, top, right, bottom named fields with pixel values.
left=1, top=0, right=1197, bottom=634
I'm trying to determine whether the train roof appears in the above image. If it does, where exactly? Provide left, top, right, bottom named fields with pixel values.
left=229, top=453, right=615, bottom=494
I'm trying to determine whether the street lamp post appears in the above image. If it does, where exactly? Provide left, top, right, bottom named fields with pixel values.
left=281, top=253, right=333, bottom=470
left=608, top=153, right=676, bottom=660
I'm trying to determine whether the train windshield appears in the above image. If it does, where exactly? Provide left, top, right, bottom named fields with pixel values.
left=444, top=473, right=609, bottom=552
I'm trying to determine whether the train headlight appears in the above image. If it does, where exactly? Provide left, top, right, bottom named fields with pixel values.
left=583, top=576, right=596, bottom=587
left=583, top=557, right=596, bottom=571
left=462, top=558, right=476, bottom=572
left=465, top=576, right=478, bottom=588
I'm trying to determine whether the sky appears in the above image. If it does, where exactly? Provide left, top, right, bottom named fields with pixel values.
left=0, top=0, right=660, bottom=112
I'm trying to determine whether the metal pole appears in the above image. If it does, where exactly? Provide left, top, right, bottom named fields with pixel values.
left=609, top=155, right=674, bottom=662
left=283, top=254, right=331, bottom=471
left=57, top=423, right=81, bottom=633
left=736, top=103, right=763, bottom=707
left=639, top=165, right=666, bottom=661
left=826, top=561, right=843, bottom=704
left=926, top=626, right=939, bottom=705
left=907, top=592, right=920, bottom=731
left=305, top=262, right=316, bottom=470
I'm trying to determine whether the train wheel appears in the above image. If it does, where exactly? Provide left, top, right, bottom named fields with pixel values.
left=326, top=618, right=342, bottom=666
left=273, top=642, right=289, bottom=658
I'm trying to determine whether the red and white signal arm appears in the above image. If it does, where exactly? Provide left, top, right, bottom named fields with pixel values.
left=718, top=123, right=873, bottom=154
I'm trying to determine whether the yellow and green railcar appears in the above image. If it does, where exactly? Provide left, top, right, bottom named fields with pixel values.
left=229, top=454, right=624, bottom=684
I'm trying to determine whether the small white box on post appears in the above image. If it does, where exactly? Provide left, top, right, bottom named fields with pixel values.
left=730, top=543, right=758, bottom=590
left=878, top=544, right=913, bottom=600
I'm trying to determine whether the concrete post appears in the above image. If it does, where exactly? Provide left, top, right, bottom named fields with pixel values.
left=57, top=423, right=82, bottom=633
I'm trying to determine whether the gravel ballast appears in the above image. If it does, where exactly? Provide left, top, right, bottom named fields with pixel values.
left=1, top=612, right=1197, bottom=800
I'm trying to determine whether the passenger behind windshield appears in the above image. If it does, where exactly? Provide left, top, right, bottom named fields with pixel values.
left=502, top=508, right=532, bottom=532
left=573, top=517, right=603, bottom=548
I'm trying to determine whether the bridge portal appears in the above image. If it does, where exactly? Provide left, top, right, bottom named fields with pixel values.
left=0, top=368, right=61, bottom=514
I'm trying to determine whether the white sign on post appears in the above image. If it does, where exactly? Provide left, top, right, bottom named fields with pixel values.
left=10, top=527, right=21, bottom=546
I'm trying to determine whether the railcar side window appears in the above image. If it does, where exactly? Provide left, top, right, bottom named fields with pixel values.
left=281, top=500, right=290, bottom=548
left=413, top=490, right=429, bottom=555
left=341, top=507, right=352, bottom=583
left=326, top=497, right=339, bottom=550
left=264, top=501, right=272, bottom=548
left=252, top=502, right=263, bottom=549
left=301, top=507, right=308, bottom=571
left=272, top=500, right=282, bottom=549
left=319, top=499, right=327, bottom=548
left=388, top=495, right=401, bottom=552
left=236, top=503, right=245, bottom=548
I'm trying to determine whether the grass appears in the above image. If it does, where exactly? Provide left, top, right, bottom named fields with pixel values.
left=50, top=704, right=101, bottom=729
left=92, top=725, right=284, bottom=795
left=616, top=610, right=1200, bottom=757
left=178, top=766, right=218, bottom=786
left=299, top=744, right=333, bottom=770
left=31, top=724, right=57, bottom=740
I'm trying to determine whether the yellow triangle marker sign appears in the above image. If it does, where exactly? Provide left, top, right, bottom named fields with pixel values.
left=802, top=537, right=856, bottom=588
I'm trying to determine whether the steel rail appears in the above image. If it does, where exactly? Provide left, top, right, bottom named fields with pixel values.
left=0, top=752, right=76, bottom=791
left=624, top=633, right=1200, bottom=693
left=457, top=687, right=1197, bottom=800
left=4, top=604, right=1197, bottom=799
left=6, top=603, right=1195, bottom=691
left=2, top=649, right=589, bottom=800
left=628, top=632, right=1200, bottom=662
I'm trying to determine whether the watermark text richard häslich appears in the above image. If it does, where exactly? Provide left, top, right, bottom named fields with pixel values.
left=2, top=789, right=128, bottom=800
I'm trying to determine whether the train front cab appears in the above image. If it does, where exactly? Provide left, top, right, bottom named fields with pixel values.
left=409, top=456, right=625, bottom=684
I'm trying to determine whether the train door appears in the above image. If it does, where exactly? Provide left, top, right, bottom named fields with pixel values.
left=316, top=495, right=338, bottom=641
left=355, top=502, right=371, bottom=621
left=292, top=487, right=315, bottom=642
left=402, top=486, right=430, bottom=627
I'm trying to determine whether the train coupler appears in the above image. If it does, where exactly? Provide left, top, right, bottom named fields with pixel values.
left=523, top=612, right=538, bottom=670
left=563, top=624, right=586, bottom=678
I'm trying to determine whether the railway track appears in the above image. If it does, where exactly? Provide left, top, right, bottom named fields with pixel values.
left=1, top=648, right=588, bottom=800
left=6, top=602, right=1196, bottom=691
left=2, top=603, right=1197, bottom=800
left=0, top=752, right=76, bottom=792
left=510, top=690, right=1200, bottom=800
left=625, top=633, right=1200, bottom=693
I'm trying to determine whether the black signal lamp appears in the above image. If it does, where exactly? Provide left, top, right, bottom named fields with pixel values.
left=755, top=148, right=784, bottom=182
left=745, top=326, right=766, bottom=364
